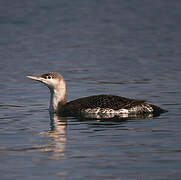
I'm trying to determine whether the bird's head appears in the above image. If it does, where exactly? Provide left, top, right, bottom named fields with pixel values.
left=27, top=72, right=65, bottom=90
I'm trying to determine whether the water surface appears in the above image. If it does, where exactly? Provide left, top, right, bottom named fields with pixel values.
left=0, top=0, right=181, bottom=179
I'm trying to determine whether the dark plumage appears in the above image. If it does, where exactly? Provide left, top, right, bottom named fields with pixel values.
left=62, top=94, right=166, bottom=116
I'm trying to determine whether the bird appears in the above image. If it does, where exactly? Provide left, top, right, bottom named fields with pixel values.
left=27, top=72, right=167, bottom=119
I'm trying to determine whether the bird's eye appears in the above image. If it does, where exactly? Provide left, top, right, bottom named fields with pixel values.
left=47, top=76, right=51, bottom=79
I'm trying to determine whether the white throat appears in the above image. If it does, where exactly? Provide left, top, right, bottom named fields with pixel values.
left=49, top=80, right=67, bottom=113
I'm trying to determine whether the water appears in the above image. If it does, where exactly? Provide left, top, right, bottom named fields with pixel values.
left=0, top=0, right=181, bottom=179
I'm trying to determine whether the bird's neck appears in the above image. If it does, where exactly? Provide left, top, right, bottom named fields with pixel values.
left=49, top=81, right=67, bottom=113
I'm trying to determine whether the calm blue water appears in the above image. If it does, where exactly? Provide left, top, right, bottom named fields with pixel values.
left=0, top=0, right=181, bottom=179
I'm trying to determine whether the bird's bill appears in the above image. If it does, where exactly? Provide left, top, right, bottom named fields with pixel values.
left=26, top=75, right=44, bottom=82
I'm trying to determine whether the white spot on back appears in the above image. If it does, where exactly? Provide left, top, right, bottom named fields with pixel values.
left=81, top=104, right=154, bottom=119
left=81, top=108, right=130, bottom=119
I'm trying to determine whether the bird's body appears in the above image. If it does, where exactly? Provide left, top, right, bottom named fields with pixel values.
left=62, top=94, right=164, bottom=118
left=27, top=72, right=166, bottom=119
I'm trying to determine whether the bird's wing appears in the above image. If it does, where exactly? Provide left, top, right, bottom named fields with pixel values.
left=63, top=94, right=145, bottom=113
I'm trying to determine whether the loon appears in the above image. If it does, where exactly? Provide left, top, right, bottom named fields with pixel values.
left=27, top=72, right=166, bottom=119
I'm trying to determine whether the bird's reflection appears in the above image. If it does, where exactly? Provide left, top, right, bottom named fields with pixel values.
left=40, top=111, right=161, bottom=158
left=41, top=113, right=68, bottom=159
